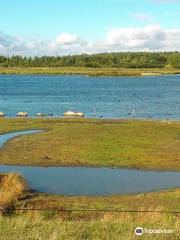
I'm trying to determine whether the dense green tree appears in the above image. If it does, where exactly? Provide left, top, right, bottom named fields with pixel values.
left=0, top=52, right=179, bottom=68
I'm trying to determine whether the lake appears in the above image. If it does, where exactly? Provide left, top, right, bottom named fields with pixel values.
left=0, top=74, right=180, bottom=119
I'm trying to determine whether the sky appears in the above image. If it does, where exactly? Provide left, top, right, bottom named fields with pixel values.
left=0, top=0, right=180, bottom=56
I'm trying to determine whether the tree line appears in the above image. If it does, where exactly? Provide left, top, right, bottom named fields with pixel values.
left=0, top=52, right=180, bottom=68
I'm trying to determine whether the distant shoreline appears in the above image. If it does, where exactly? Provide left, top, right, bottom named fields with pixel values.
left=0, top=67, right=180, bottom=76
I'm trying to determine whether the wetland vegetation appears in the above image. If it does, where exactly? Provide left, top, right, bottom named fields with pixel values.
left=0, top=66, right=180, bottom=76
left=0, top=118, right=180, bottom=170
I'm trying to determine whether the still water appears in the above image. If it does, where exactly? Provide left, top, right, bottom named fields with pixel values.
left=0, top=165, right=180, bottom=195
left=0, top=74, right=180, bottom=119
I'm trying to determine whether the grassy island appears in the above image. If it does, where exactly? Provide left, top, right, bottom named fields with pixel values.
left=0, top=118, right=180, bottom=171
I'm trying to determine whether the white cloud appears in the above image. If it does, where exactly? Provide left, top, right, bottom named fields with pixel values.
left=133, top=13, right=153, bottom=21
left=55, top=33, right=79, bottom=45
left=0, top=25, right=180, bottom=56
left=105, top=25, right=167, bottom=50
left=49, top=32, right=88, bottom=55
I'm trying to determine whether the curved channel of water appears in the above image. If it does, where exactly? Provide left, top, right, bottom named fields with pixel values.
left=0, top=130, right=44, bottom=148
left=0, top=130, right=180, bottom=196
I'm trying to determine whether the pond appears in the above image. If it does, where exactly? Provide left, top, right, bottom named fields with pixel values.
left=0, top=130, right=180, bottom=195
left=0, top=165, right=180, bottom=195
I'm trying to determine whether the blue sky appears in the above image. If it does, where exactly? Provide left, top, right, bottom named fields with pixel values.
left=0, top=0, right=180, bottom=55
left=0, top=0, right=179, bottom=38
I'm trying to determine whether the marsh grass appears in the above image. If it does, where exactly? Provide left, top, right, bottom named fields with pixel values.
left=0, top=173, right=26, bottom=212
left=0, top=118, right=180, bottom=170
left=0, top=210, right=179, bottom=240
left=14, top=189, right=180, bottom=239
left=0, top=67, right=180, bottom=76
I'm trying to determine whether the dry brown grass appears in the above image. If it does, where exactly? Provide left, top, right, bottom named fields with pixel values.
left=0, top=173, right=26, bottom=210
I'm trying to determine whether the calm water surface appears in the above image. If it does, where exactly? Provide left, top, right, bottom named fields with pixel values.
left=0, top=165, right=180, bottom=195
left=0, top=74, right=180, bottom=119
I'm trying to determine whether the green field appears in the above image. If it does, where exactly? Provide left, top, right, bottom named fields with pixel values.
left=0, top=118, right=180, bottom=170
left=0, top=66, right=180, bottom=76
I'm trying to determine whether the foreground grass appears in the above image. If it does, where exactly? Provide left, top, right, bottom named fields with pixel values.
left=0, top=118, right=180, bottom=170
left=0, top=173, right=179, bottom=240
left=0, top=214, right=179, bottom=240
left=0, top=66, right=180, bottom=76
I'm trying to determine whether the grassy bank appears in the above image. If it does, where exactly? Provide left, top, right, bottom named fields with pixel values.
left=0, top=118, right=180, bottom=170
left=17, top=188, right=180, bottom=214
left=0, top=67, right=180, bottom=76
left=0, top=173, right=179, bottom=239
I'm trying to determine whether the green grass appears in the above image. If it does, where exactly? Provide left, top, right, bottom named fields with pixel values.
left=0, top=66, right=180, bottom=76
left=0, top=118, right=180, bottom=170
left=0, top=215, right=179, bottom=240
left=17, top=188, right=180, bottom=213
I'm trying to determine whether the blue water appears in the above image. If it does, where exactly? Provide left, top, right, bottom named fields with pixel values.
left=0, top=74, right=180, bottom=119
left=0, top=165, right=180, bottom=195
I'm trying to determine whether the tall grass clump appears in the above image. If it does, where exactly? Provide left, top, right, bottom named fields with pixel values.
left=0, top=173, right=26, bottom=213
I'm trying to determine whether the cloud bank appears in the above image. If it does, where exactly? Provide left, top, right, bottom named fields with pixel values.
left=0, top=24, right=180, bottom=56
